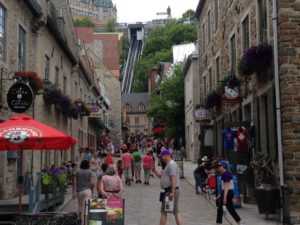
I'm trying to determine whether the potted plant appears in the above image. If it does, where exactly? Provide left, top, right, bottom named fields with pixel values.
left=204, top=91, right=222, bottom=112
left=251, top=152, right=280, bottom=215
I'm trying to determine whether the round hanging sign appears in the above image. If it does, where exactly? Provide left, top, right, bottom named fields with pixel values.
left=7, top=82, right=33, bottom=113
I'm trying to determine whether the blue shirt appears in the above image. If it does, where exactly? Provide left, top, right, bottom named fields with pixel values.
left=222, top=130, right=237, bottom=151
left=221, top=170, right=234, bottom=190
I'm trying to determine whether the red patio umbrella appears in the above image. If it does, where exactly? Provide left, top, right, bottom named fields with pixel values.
left=0, top=115, right=77, bottom=213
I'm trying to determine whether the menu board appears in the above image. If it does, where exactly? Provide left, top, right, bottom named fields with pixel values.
left=88, top=197, right=124, bottom=225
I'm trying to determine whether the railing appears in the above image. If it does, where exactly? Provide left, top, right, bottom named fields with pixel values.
left=28, top=172, right=41, bottom=213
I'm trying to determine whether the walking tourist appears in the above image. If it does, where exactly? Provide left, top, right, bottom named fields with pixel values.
left=104, top=149, right=114, bottom=165
left=216, top=160, right=244, bottom=225
left=73, top=160, right=93, bottom=224
left=100, top=165, right=124, bottom=198
left=142, top=151, right=153, bottom=185
left=132, top=147, right=142, bottom=183
left=97, top=163, right=108, bottom=198
left=122, top=149, right=133, bottom=186
left=90, top=152, right=101, bottom=194
left=152, top=149, right=182, bottom=225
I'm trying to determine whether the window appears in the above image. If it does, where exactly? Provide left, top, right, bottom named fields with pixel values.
left=75, top=81, right=78, bottom=99
left=44, top=55, right=50, bottom=79
left=18, top=26, right=26, bottom=71
left=135, top=117, right=139, bottom=124
left=202, top=23, right=205, bottom=54
left=0, top=5, right=6, bottom=62
left=203, top=75, right=207, bottom=97
left=138, top=104, right=145, bottom=111
left=55, top=67, right=59, bottom=85
left=207, top=11, right=211, bottom=43
left=124, top=104, right=131, bottom=112
left=258, top=0, right=268, bottom=43
left=242, top=15, right=250, bottom=50
left=230, top=34, right=236, bottom=73
left=216, top=56, right=220, bottom=83
left=214, top=0, right=219, bottom=31
left=208, top=68, right=212, bottom=93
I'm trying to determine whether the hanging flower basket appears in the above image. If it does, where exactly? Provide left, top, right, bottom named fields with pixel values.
left=43, top=87, right=63, bottom=105
left=74, top=99, right=91, bottom=116
left=238, top=44, right=273, bottom=76
left=14, top=71, right=44, bottom=93
left=204, top=91, right=222, bottom=111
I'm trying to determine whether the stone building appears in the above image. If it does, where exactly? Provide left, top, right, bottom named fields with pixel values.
left=0, top=0, right=103, bottom=200
left=121, top=93, right=151, bottom=138
left=183, top=52, right=201, bottom=163
left=69, top=0, right=117, bottom=26
left=195, top=0, right=300, bottom=222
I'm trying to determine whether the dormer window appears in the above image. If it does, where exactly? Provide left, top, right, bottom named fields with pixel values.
left=139, top=104, right=145, bottom=111
left=124, top=104, right=131, bottom=112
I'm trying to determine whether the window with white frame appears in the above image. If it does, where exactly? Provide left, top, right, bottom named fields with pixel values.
left=0, top=5, right=6, bottom=62
left=55, top=67, right=59, bottom=85
left=242, top=15, right=250, bottom=50
left=203, top=75, right=207, bottom=97
left=214, top=0, right=219, bottom=31
left=202, top=23, right=205, bottom=54
left=258, top=0, right=268, bottom=43
left=230, top=34, right=236, bottom=73
left=18, top=26, right=26, bottom=71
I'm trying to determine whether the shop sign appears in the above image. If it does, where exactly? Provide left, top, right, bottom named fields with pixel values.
left=194, top=107, right=212, bottom=120
left=89, top=106, right=102, bottom=118
left=7, top=82, right=33, bottom=113
left=222, top=86, right=242, bottom=102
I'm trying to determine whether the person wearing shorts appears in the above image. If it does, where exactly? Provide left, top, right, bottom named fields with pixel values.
left=122, top=149, right=133, bottom=186
left=152, top=149, right=182, bottom=225
left=132, top=148, right=142, bottom=183
left=142, top=151, right=153, bottom=185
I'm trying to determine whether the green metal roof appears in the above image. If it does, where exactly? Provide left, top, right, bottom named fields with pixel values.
left=93, top=0, right=113, bottom=7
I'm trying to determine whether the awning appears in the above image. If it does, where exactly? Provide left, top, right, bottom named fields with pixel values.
left=152, top=126, right=164, bottom=134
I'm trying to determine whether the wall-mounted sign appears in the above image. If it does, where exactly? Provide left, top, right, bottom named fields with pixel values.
left=194, top=107, right=212, bottom=120
left=89, top=106, right=102, bottom=118
left=7, top=82, right=33, bottom=113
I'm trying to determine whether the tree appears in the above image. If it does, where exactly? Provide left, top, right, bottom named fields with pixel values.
left=73, top=17, right=95, bottom=27
left=104, top=19, right=116, bottom=32
left=147, top=64, right=185, bottom=140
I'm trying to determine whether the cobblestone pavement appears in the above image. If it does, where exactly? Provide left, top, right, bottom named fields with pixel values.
left=60, top=175, right=225, bottom=225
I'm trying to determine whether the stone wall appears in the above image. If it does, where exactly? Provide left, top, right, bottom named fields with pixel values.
left=278, top=0, right=300, bottom=219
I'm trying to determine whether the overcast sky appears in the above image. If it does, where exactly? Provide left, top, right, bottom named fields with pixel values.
left=113, top=0, right=199, bottom=23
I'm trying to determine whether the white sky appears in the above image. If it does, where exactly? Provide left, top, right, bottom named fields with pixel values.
left=113, top=0, right=199, bottom=24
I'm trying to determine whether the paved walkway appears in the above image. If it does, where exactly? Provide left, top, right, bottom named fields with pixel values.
left=58, top=160, right=283, bottom=225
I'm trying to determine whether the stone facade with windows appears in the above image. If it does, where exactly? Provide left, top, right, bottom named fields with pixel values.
left=196, top=0, right=300, bottom=222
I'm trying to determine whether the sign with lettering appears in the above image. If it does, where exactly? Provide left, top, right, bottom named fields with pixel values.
left=7, top=82, right=33, bottom=113
left=194, top=107, right=212, bottom=120
left=89, top=106, right=102, bottom=118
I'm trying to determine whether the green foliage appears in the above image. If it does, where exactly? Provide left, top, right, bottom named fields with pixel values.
left=147, top=64, right=185, bottom=138
left=73, top=17, right=95, bottom=27
left=104, top=19, right=116, bottom=32
left=177, top=9, right=197, bottom=25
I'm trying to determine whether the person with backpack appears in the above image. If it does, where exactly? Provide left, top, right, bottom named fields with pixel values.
left=132, top=147, right=142, bottom=183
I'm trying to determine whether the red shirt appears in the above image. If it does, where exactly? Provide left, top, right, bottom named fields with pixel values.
left=143, top=155, right=153, bottom=169
left=122, top=152, right=133, bottom=168
left=237, top=129, right=249, bottom=152
left=104, top=156, right=114, bottom=165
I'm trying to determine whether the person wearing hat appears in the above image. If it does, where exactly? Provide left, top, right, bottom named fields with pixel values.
left=216, top=160, right=244, bottom=225
left=152, top=149, right=182, bottom=225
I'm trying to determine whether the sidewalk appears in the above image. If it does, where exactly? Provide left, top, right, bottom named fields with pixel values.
left=183, top=160, right=282, bottom=225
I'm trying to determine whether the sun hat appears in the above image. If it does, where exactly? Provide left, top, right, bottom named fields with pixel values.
left=202, top=156, right=209, bottom=161
left=158, top=149, right=171, bottom=157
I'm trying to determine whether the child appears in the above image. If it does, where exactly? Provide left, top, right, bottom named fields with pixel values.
left=117, top=160, right=123, bottom=178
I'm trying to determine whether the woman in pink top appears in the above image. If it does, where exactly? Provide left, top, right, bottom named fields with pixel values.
left=142, top=151, right=153, bottom=185
left=100, top=165, right=124, bottom=198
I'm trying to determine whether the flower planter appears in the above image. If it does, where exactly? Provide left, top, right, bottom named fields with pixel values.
left=255, top=187, right=280, bottom=215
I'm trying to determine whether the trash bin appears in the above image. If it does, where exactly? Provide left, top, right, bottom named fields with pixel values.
left=255, top=187, right=280, bottom=214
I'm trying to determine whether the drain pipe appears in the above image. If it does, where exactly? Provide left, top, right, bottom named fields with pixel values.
left=272, top=0, right=290, bottom=223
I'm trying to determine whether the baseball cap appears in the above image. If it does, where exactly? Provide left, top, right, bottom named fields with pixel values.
left=217, top=160, right=229, bottom=168
left=158, top=149, right=171, bottom=157
left=202, top=156, right=209, bottom=161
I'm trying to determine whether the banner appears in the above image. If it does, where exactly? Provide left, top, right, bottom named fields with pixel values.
left=88, top=197, right=124, bottom=225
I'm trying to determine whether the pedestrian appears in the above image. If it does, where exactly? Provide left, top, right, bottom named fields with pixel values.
left=100, top=165, right=124, bottom=198
left=193, top=158, right=204, bottom=194
left=97, top=163, right=109, bottom=198
left=142, top=151, right=153, bottom=185
left=216, top=160, right=244, bottom=225
left=104, top=149, right=114, bottom=165
left=152, top=149, right=182, bottom=225
left=132, top=147, right=142, bottom=183
left=117, top=159, right=123, bottom=178
left=73, top=160, right=93, bottom=224
left=90, top=152, right=101, bottom=194
left=121, top=149, right=133, bottom=186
